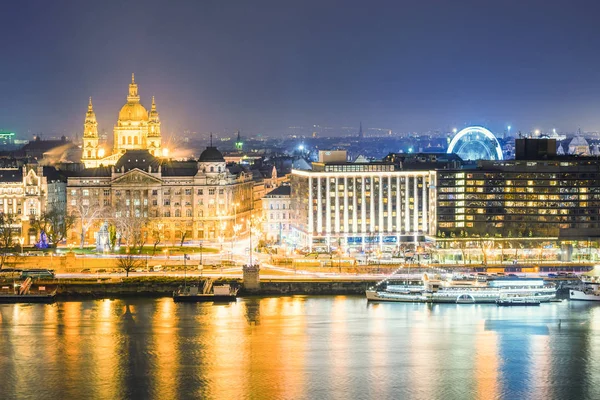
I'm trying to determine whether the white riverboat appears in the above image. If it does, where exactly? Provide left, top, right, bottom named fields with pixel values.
left=366, top=274, right=556, bottom=304
left=570, top=280, right=600, bottom=301
left=496, top=293, right=541, bottom=306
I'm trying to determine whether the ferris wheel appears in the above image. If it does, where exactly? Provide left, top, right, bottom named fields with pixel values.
left=446, top=126, right=503, bottom=161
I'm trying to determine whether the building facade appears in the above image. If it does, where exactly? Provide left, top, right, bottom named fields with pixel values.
left=262, top=185, right=292, bottom=243
left=82, top=74, right=163, bottom=168
left=435, top=158, right=600, bottom=262
left=291, top=154, right=436, bottom=252
left=0, top=166, right=66, bottom=245
left=67, top=148, right=253, bottom=247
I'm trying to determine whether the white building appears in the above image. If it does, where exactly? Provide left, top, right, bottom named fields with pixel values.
left=262, top=185, right=292, bottom=243
left=290, top=152, right=436, bottom=252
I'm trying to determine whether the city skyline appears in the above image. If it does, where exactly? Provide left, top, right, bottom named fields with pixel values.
left=3, top=1, right=600, bottom=137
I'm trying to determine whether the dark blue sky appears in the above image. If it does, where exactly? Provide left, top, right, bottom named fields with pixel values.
left=2, top=0, right=600, bottom=138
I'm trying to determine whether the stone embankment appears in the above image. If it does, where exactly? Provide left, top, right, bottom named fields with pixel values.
left=43, top=277, right=375, bottom=299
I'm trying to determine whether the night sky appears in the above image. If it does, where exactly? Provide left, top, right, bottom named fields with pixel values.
left=2, top=0, right=600, bottom=138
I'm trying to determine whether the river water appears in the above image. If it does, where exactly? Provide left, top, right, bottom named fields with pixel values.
left=1, top=296, right=600, bottom=400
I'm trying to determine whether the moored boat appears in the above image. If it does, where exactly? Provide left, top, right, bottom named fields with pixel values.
left=0, top=277, right=57, bottom=303
left=173, top=280, right=238, bottom=303
left=366, top=273, right=556, bottom=304
left=570, top=280, right=600, bottom=301
left=496, top=294, right=541, bottom=306
left=0, top=292, right=57, bottom=304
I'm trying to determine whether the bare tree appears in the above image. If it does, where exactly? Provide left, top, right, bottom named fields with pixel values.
left=73, top=202, right=107, bottom=248
left=108, top=223, right=117, bottom=251
left=30, top=209, right=76, bottom=248
left=477, top=237, right=494, bottom=265
left=150, top=222, right=164, bottom=256
left=0, top=212, right=17, bottom=268
left=116, top=254, right=144, bottom=277
left=113, top=202, right=149, bottom=254
left=179, top=230, right=187, bottom=247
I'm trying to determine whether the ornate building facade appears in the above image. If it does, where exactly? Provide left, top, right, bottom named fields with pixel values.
left=82, top=74, right=163, bottom=168
left=0, top=166, right=66, bottom=245
left=67, top=147, right=254, bottom=247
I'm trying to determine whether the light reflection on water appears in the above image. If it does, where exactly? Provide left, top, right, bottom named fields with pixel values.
left=1, top=298, right=600, bottom=399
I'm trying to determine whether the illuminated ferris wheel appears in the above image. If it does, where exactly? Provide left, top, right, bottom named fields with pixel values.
left=446, top=126, right=503, bottom=161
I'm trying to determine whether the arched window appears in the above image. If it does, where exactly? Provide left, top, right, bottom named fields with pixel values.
left=122, top=136, right=126, bottom=145
left=175, top=209, right=181, bottom=217
left=218, top=166, right=222, bottom=172
left=210, top=167, right=214, bottom=172
left=87, top=150, right=91, bottom=158
left=127, top=136, right=132, bottom=145
left=134, top=136, right=138, bottom=145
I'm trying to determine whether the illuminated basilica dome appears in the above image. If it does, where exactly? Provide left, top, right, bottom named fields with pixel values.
left=118, top=102, right=148, bottom=122
left=81, top=74, right=163, bottom=168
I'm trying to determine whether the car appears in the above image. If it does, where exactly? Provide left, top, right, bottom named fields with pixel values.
left=97, top=269, right=107, bottom=273
left=547, top=273, right=558, bottom=278
left=81, top=269, right=92, bottom=273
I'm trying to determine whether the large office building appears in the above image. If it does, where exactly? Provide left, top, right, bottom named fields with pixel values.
left=435, top=139, right=600, bottom=261
left=291, top=151, right=436, bottom=251
left=436, top=158, right=600, bottom=238
left=67, top=147, right=254, bottom=247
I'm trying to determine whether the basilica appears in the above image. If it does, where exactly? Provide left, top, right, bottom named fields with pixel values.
left=68, top=75, right=257, bottom=247
left=81, top=74, right=163, bottom=168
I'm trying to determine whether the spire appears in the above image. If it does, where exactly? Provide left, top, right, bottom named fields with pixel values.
left=358, top=121, right=363, bottom=139
left=235, top=130, right=243, bottom=151
left=149, top=95, right=160, bottom=125
left=85, top=96, right=96, bottom=121
left=210, top=132, right=213, bottom=147
left=84, top=96, right=98, bottom=139
left=127, top=73, right=139, bottom=102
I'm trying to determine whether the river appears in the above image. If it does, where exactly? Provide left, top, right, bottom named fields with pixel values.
left=1, top=296, right=600, bottom=399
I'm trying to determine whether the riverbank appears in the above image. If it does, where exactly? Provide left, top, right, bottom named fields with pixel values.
left=35, top=277, right=378, bottom=299
left=3, top=276, right=574, bottom=300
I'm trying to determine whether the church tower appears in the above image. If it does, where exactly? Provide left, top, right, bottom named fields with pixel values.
left=147, top=96, right=162, bottom=156
left=235, top=130, right=243, bottom=151
left=113, top=73, right=150, bottom=154
left=82, top=97, right=100, bottom=166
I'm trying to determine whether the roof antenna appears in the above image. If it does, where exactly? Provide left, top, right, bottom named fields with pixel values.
left=210, top=132, right=213, bottom=147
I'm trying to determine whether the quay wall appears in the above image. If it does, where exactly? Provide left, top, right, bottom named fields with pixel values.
left=46, top=278, right=375, bottom=299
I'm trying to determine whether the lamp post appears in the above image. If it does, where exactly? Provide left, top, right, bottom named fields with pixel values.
left=19, top=237, right=24, bottom=255
left=183, top=253, right=188, bottom=290
left=199, top=241, right=203, bottom=266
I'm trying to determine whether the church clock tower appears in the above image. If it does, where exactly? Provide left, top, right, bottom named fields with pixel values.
left=82, top=97, right=100, bottom=166
left=147, top=96, right=162, bottom=156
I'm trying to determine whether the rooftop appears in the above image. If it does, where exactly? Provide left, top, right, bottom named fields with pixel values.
left=265, top=185, right=291, bottom=197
